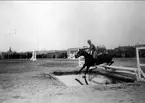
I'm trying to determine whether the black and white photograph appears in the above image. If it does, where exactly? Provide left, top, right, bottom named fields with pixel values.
left=0, top=1, right=145, bottom=103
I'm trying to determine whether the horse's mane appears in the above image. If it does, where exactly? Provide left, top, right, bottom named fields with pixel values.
left=81, top=49, right=93, bottom=58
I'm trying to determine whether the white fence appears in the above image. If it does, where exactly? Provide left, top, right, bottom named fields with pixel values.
left=30, top=51, right=37, bottom=61
left=136, top=47, right=145, bottom=81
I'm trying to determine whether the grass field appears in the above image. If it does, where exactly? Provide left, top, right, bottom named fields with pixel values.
left=0, top=58, right=144, bottom=74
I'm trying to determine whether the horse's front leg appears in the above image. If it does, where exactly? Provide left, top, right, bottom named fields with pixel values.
left=85, top=66, right=90, bottom=76
left=78, top=64, right=86, bottom=74
left=82, top=66, right=90, bottom=78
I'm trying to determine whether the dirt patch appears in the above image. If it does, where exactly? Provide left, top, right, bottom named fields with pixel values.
left=32, top=73, right=66, bottom=86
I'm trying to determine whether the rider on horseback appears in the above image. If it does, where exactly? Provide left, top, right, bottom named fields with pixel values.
left=87, top=40, right=97, bottom=58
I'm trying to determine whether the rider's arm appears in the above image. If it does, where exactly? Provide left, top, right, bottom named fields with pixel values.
left=88, top=47, right=92, bottom=54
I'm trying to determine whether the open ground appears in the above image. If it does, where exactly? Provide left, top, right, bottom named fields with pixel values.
left=0, top=58, right=145, bottom=103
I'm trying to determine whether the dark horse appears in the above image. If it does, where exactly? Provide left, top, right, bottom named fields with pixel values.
left=75, top=49, right=114, bottom=76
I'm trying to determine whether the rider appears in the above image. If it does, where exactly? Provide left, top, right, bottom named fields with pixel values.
left=87, top=40, right=97, bottom=58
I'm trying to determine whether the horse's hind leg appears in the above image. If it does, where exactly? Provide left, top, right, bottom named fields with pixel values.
left=105, top=61, right=114, bottom=70
left=89, top=68, right=93, bottom=74
left=108, top=61, right=114, bottom=65
left=105, top=66, right=108, bottom=70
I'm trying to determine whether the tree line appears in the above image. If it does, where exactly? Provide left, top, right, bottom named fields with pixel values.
left=107, top=45, right=145, bottom=58
left=0, top=45, right=145, bottom=59
left=92, top=45, right=145, bottom=58
left=0, top=51, right=67, bottom=59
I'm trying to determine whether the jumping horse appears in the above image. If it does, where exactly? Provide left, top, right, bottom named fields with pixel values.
left=75, top=49, right=114, bottom=76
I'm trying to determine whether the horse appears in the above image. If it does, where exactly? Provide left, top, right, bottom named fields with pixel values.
left=75, top=49, right=114, bottom=76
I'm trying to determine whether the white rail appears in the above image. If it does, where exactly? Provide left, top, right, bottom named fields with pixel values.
left=136, top=47, right=145, bottom=81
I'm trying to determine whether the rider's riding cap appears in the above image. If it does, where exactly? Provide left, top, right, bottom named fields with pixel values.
left=87, top=40, right=91, bottom=44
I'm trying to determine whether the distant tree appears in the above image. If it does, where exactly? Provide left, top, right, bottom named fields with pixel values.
left=96, top=45, right=107, bottom=54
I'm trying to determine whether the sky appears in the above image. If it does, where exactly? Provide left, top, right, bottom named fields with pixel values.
left=0, top=1, right=145, bottom=52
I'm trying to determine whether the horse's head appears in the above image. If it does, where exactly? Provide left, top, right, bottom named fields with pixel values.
left=75, top=49, right=86, bottom=58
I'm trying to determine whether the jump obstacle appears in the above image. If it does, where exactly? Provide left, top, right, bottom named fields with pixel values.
left=30, top=50, right=37, bottom=61
left=78, top=47, right=145, bottom=81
